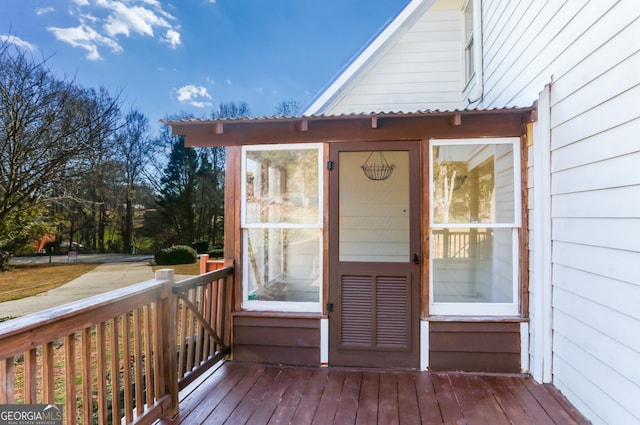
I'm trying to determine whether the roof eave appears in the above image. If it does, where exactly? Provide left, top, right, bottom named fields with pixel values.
left=165, top=107, right=536, bottom=148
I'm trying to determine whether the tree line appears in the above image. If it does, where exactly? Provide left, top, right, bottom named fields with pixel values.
left=0, top=40, right=300, bottom=269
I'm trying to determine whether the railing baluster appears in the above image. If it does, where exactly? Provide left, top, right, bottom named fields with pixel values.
left=64, top=333, right=77, bottom=425
left=133, top=308, right=144, bottom=417
left=24, top=348, right=37, bottom=403
left=81, top=327, right=92, bottom=424
left=42, top=341, right=54, bottom=404
left=0, top=357, right=14, bottom=403
left=196, top=286, right=205, bottom=366
left=143, top=304, right=154, bottom=409
left=151, top=300, right=162, bottom=405
left=122, top=312, right=133, bottom=424
left=185, top=289, right=195, bottom=373
left=203, top=282, right=212, bottom=358
left=96, top=323, right=108, bottom=425
left=109, top=318, right=121, bottom=425
left=178, top=294, right=188, bottom=378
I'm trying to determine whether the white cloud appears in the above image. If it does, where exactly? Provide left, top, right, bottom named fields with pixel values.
left=47, top=0, right=181, bottom=59
left=101, top=1, right=172, bottom=38
left=36, top=7, right=55, bottom=16
left=226, top=79, right=232, bottom=85
left=163, top=29, right=181, bottom=48
left=48, top=21, right=122, bottom=60
left=0, top=35, right=37, bottom=51
left=175, top=85, right=212, bottom=108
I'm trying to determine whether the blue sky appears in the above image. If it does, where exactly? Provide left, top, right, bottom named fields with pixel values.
left=1, top=0, right=409, bottom=131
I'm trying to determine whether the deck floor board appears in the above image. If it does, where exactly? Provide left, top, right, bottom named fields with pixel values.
left=160, top=362, right=591, bottom=425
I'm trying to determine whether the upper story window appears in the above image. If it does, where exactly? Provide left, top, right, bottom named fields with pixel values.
left=464, top=0, right=475, bottom=81
left=462, top=0, right=482, bottom=91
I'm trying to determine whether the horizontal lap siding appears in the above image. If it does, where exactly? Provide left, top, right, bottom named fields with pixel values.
left=429, top=321, right=520, bottom=373
left=483, top=1, right=640, bottom=424
left=328, top=7, right=465, bottom=114
left=232, top=315, right=320, bottom=366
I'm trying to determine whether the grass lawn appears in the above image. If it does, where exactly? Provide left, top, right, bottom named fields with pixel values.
left=0, top=263, right=101, bottom=303
left=151, top=262, right=200, bottom=275
left=0, top=262, right=201, bottom=304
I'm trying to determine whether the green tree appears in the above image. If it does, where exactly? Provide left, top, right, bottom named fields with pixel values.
left=156, top=128, right=199, bottom=245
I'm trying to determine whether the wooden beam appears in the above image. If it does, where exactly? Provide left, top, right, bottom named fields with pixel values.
left=523, top=109, right=537, bottom=123
left=175, top=111, right=531, bottom=147
left=297, top=119, right=309, bottom=132
left=450, top=114, right=462, bottom=126
left=214, top=122, right=224, bottom=134
left=371, top=116, right=378, bottom=129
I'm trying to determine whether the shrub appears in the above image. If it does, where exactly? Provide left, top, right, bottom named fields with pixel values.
left=191, top=240, right=210, bottom=254
left=208, top=248, right=224, bottom=259
left=154, top=245, right=198, bottom=265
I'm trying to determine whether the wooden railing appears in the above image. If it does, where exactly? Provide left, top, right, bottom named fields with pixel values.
left=173, top=261, right=233, bottom=390
left=432, top=229, right=492, bottom=259
left=0, top=264, right=234, bottom=425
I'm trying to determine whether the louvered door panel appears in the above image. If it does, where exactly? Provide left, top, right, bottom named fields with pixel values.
left=376, top=276, right=410, bottom=349
left=340, top=274, right=410, bottom=350
left=341, top=275, right=372, bottom=346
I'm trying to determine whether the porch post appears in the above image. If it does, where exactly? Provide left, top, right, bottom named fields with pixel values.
left=156, top=269, right=179, bottom=417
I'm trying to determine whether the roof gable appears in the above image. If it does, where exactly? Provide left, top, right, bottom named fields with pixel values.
left=303, top=0, right=438, bottom=115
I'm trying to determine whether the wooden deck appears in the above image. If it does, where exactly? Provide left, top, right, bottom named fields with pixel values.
left=159, top=361, right=590, bottom=425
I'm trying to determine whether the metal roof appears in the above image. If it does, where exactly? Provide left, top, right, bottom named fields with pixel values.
left=165, top=106, right=536, bottom=148
left=162, top=105, right=535, bottom=126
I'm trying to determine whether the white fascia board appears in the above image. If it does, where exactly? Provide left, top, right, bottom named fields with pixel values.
left=303, top=0, right=436, bottom=116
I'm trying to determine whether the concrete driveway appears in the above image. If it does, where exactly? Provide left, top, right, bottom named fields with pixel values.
left=1, top=254, right=192, bottom=318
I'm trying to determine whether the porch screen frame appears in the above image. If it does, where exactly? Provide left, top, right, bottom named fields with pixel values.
left=429, top=137, right=521, bottom=316
left=240, top=143, right=324, bottom=313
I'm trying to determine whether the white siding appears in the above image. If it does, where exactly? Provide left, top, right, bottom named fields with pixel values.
left=307, top=0, right=640, bottom=421
left=482, top=1, right=640, bottom=423
left=322, top=0, right=466, bottom=114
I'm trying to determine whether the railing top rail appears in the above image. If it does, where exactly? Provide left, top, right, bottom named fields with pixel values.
left=0, top=277, right=172, bottom=358
left=172, top=265, right=234, bottom=292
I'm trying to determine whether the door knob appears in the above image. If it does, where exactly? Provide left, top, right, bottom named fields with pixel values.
left=413, top=253, right=420, bottom=264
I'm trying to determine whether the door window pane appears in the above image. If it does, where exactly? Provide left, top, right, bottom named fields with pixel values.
left=339, top=151, right=409, bottom=262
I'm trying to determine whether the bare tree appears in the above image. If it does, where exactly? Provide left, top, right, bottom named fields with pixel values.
left=116, top=108, right=155, bottom=253
left=0, top=41, right=89, bottom=263
left=73, top=86, right=121, bottom=252
left=274, top=99, right=302, bottom=117
left=212, top=101, right=250, bottom=119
